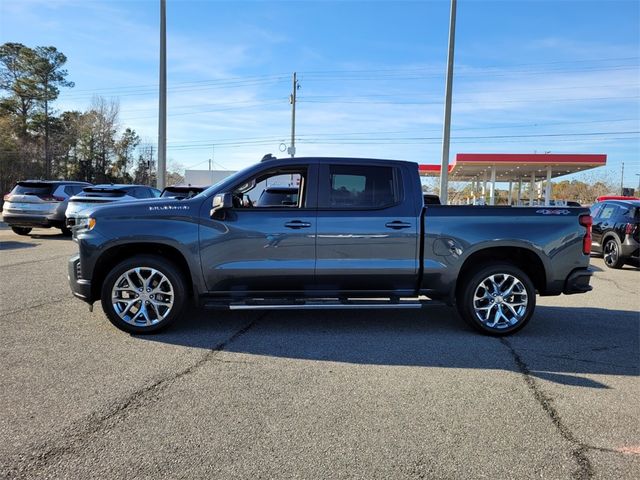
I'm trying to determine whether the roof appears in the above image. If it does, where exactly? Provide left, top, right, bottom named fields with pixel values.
left=262, top=156, right=418, bottom=168
left=91, top=184, right=149, bottom=188
left=419, top=153, right=607, bottom=182
left=19, top=180, right=91, bottom=185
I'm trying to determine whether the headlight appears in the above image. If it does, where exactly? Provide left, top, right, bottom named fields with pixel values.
left=75, top=217, right=96, bottom=231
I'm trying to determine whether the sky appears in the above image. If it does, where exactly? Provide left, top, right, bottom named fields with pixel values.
left=1, top=0, right=639, bottom=188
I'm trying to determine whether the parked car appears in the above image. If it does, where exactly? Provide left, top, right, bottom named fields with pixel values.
left=160, top=185, right=207, bottom=200
left=590, top=199, right=639, bottom=268
left=255, top=186, right=299, bottom=207
left=68, top=156, right=594, bottom=336
left=423, top=194, right=441, bottom=205
left=65, top=184, right=161, bottom=227
left=2, top=180, right=91, bottom=236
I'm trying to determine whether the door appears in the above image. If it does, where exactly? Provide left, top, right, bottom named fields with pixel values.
left=314, top=162, right=419, bottom=294
left=198, top=163, right=318, bottom=294
left=592, top=203, right=617, bottom=250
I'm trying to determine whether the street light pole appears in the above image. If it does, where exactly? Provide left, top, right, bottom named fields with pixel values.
left=157, top=0, right=167, bottom=190
left=438, top=0, right=457, bottom=205
left=289, top=72, right=297, bottom=158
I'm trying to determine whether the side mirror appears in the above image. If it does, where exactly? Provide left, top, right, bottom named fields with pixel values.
left=210, top=192, right=233, bottom=217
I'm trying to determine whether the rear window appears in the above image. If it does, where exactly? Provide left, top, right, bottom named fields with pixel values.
left=11, top=182, right=55, bottom=195
left=161, top=187, right=203, bottom=199
left=78, top=187, right=128, bottom=198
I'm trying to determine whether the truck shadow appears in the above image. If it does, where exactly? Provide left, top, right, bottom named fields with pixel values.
left=138, top=305, right=639, bottom=389
left=0, top=241, right=38, bottom=250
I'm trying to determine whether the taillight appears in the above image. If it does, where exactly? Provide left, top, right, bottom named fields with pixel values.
left=624, top=223, right=633, bottom=235
left=39, top=195, right=65, bottom=202
left=579, top=214, right=592, bottom=255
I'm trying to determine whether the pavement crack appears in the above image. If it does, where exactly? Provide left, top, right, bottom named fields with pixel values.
left=499, top=338, right=594, bottom=480
left=0, top=253, right=70, bottom=269
left=4, top=314, right=264, bottom=479
left=0, top=296, right=70, bottom=318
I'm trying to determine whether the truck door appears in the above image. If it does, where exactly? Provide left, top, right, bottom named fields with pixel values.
left=198, top=163, right=318, bottom=293
left=314, top=162, right=419, bottom=294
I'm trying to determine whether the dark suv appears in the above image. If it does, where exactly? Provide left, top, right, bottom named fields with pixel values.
left=2, top=180, right=91, bottom=235
left=590, top=199, right=639, bottom=268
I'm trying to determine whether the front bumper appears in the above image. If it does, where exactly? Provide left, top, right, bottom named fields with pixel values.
left=68, top=254, right=93, bottom=304
left=563, top=268, right=593, bottom=295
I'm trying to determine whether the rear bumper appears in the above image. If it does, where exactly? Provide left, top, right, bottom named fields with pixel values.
left=2, top=212, right=63, bottom=228
left=563, top=268, right=593, bottom=295
left=621, top=236, right=639, bottom=259
left=68, top=254, right=93, bottom=304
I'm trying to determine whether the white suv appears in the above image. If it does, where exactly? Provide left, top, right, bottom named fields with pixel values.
left=2, top=180, right=91, bottom=236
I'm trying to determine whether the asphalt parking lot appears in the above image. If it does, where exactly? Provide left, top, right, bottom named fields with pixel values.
left=1, top=225, right=638, bottom=479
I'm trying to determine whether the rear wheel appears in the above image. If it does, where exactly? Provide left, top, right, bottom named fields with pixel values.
left=11, top=226, right=32, bottom=236
left=101, top=255, right=186, bottom=334
left=457, top=263, right=536, bottom=336
left=603, top=237, right=625, bottom=269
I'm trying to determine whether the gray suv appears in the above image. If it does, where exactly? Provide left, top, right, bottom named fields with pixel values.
left=2, top=180, right=91, bottom=236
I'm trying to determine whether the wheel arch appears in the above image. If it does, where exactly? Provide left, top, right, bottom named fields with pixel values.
left=455, top=246, right=547, bottom=299
left=91, top=242, right=195, bottom=302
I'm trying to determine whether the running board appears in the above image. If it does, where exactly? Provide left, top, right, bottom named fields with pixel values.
left=228, top=303, right=423, bottom=310
left=202, top=298, right=429, bottom=310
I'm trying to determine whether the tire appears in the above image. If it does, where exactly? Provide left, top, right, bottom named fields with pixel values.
left=11, top=226, right=32, bottom=236
left=101, top=255, right=187, bottom=334
left=456, top=263, right=536, bottom=336
left=60, top=226, right=72, bottom=236
left=602, top=236, right=625, bottom=269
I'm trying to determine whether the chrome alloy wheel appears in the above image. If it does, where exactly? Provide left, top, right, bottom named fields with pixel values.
left=111, top=267, right=174, bottom=327
left=603, top=240, right=619, bottom=267
left=472, top=273, right=528, bottom=329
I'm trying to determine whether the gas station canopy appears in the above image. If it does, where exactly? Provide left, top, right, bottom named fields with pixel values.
left=419, top=153, right=607, bottom=182
left=418, top=153, right=607, bottom=206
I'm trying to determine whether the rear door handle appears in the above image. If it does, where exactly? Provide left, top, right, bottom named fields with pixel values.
left=385, top=221, right=412, bottom=230
left=284, top=220, right=312, bottom=229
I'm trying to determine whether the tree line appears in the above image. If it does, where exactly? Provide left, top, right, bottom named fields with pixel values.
left=0, top=42, right=180, bottom=196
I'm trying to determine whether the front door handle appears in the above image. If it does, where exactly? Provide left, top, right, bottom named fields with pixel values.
left=385, top=221, right=412, bottom=230
left=284, top=220, right=312, bottom=229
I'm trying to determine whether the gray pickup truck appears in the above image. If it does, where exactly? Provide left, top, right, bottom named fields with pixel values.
left=68, top=156, right=594, bottom=336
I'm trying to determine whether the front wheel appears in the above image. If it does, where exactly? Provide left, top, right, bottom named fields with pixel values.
left=101, top=255, right=187, bottom=334
left=11, top=226, right=32, bottom=236
left=457, top=263, right=536, bottom=336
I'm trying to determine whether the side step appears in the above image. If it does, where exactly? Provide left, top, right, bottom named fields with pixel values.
left=203, top=298, right=429, bottom=310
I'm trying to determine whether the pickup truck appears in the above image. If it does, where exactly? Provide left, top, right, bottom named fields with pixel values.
left=68, top=156, right=594, bottom=336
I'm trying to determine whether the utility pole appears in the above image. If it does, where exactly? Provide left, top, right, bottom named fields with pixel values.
left=438, top=0, right=457, bottom=205
left=157, top=0, right=167, bottom=190
left=636, top=173, right=640, bottom=194
left=620, top=162, right=624, bottom=195
left=289, top=72, right=298, bottom=158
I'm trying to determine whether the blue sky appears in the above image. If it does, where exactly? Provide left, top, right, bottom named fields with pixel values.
left=1, top=0, right=639, bottom=187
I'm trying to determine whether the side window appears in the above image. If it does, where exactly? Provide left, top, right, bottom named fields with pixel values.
left=322, top=165, right=399, bottom=208
left=599, top=205, right=617, bottom=220
left=151, top=188, right=161, bottom=198
left=232, top=167, right=306, bottom=209
left=63, top=186, right=76, bottom=196
left=590, top=204, right=603, bottom=219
